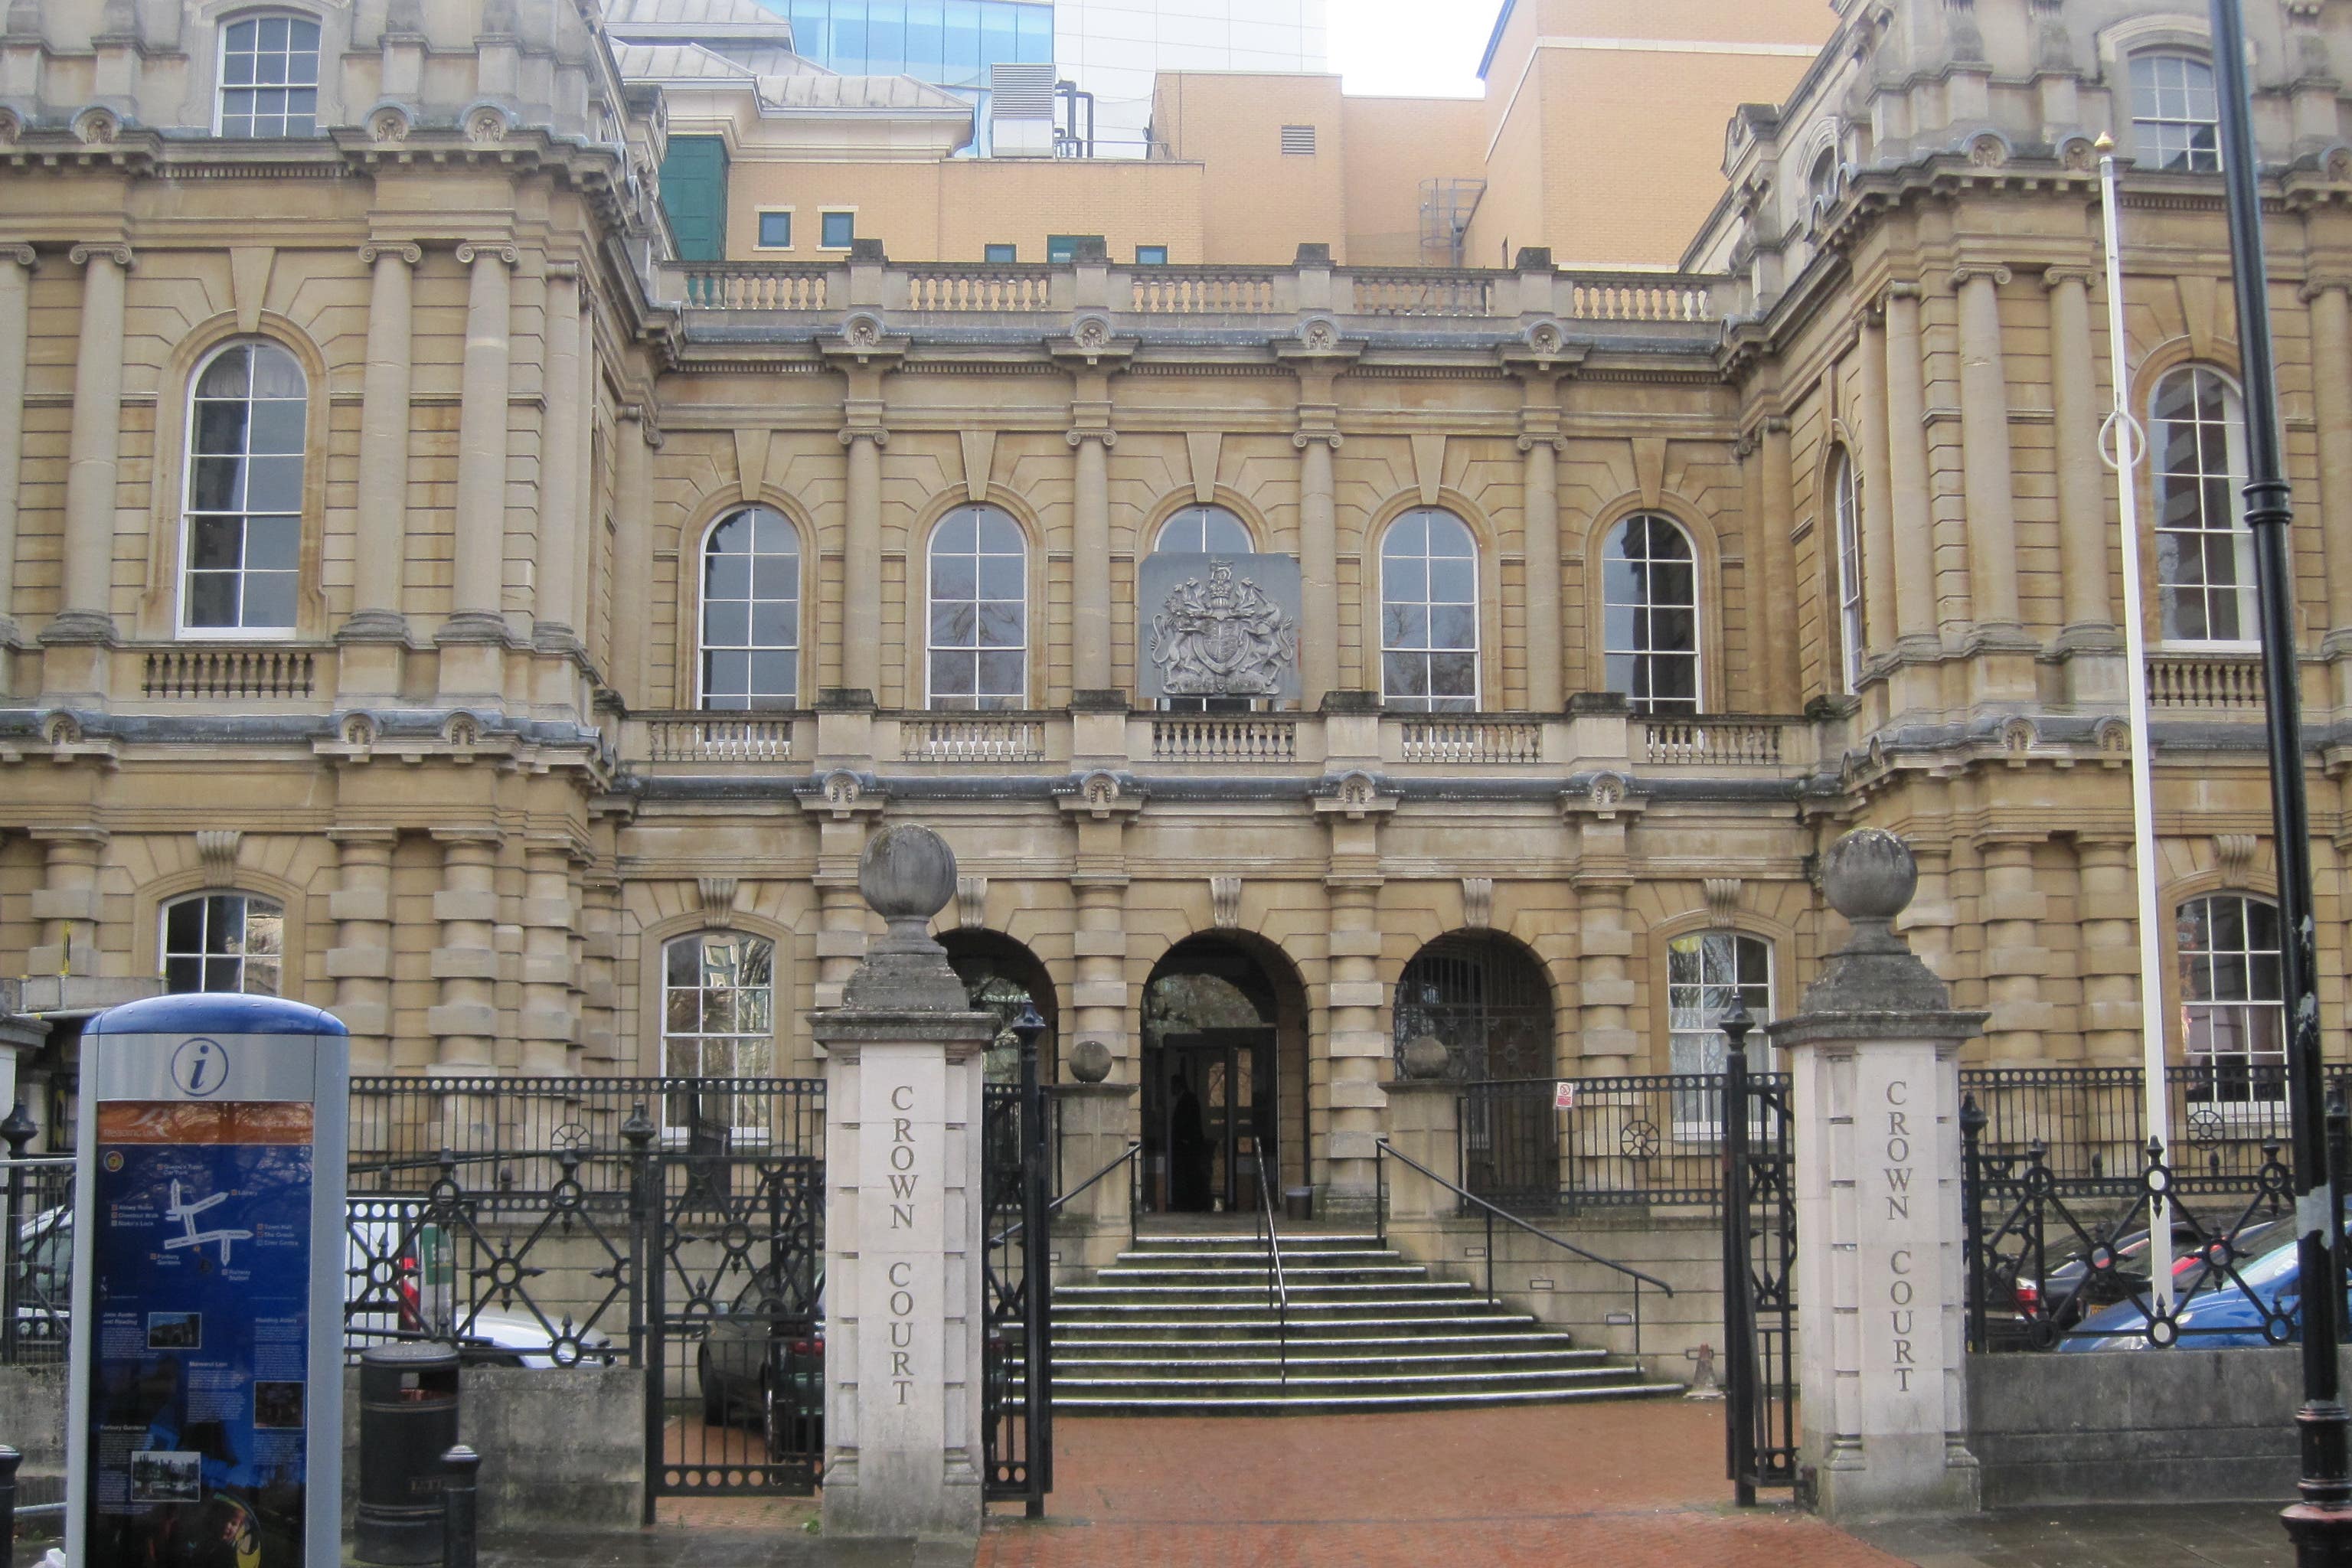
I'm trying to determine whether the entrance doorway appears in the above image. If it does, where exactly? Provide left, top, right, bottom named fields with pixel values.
left=1141, top=935, right=1307, bottom=1215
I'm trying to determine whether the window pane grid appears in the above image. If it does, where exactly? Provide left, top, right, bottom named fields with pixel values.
left=2177, top=894, right=2285, bottom=1104
left=162, top=893, right=284, bottom=998
left=1380, top=508, right=1478, bottom=712
left=927, top=505, right=1027, bottom=710
left=185, top=341, right=305, bottom=632
left=661, top=935, right=776, bottom=1133
left=2131, top=53, right=2221, bottom=173
left=220, top=15, right=321, bottom=138
left=699, top=507, right=801, bottom=710
left=1832, top=455, right=1866, bottom=693
left=1154, top=505, right=1253, bottom=555
left=2151, top=366, right=2250, bottom=642
left=1602, top=514, right=1700, bottom=714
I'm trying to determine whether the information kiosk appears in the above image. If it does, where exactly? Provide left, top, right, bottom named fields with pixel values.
left=66, top=995, right=350, bottom=1566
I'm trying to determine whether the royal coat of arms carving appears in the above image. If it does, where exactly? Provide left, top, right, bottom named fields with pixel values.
left=1138, top=554, right=1303, bottom=700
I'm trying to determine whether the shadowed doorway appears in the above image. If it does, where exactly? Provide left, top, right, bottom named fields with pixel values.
left=1140, top=935, right=1308, bottom=1216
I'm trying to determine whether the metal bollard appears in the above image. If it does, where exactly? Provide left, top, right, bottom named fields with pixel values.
left=0, top=1443, right=18, bottom=1568
left=439, top=1446, right=479, bottom=1568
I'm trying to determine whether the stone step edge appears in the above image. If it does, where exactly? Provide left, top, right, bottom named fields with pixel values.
left=1054, top=1383, right=1687, bottom=1413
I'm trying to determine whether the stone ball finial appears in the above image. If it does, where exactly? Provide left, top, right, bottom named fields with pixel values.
left=1400, top=1034, right=1452, bottom=1080
left=859, top=824, right=958, bottom=926
left=1823, top=828, right=1918, bottom=923
left=1067, top=1039, right=1113, bottom=1084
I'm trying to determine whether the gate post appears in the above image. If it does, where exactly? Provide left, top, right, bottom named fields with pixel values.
left=812, top=825, right=998, bottom=1538
left=1766, top=829, right=1986, bottom=1521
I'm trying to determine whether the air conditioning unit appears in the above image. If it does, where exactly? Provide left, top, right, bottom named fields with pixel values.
left=991, top=62, right=1055, bottom=158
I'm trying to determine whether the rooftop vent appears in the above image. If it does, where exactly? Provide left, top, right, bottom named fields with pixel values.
left=1280, top=123, right=1317, bottom=156
left=991, top=62, right=1056, bottom=157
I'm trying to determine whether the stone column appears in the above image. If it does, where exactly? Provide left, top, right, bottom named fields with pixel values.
left=1566, top=792, right=1640, bottom=1074
left=28, top=828, right=106, bottom=977
left=2073, top=835, right=2138, bottom=1067
left=1883, top=283, right=1938, bottom=652
left=1060, top=774, right=1139, bottom=1081
left=609, top=407, right=655, bottom=704
left=1295, top=429, right=1341, bottom=706
left=1953, top=267, right=2024, bottom=649
left=1767, top=830, right=1984, bottom=1521
left=1757, top=416, right=1800, bottom=712
left=1323, top=879, right=1385, bottom=1212
left=813, top=825, right=992, bottom=1539
left=2306, top=277, right=2352, bottom=698
left=326, top=828, right=398, bottom=1073
left=345, top=242, right=420, bottom=667
left=1519, top=423, right=1564, bottom=713
left=440, top=243, right=515, bottom=697
left=0, top=244, right=35, bottom=647
left=428, top=829, right=501, bottom=1073
left=1978, top=834, right=2048, bottom=1063
left=518, top=840, right=577, bottom=1076
left=1857, top=309, right=1896, bottom=673
left=534, top=262, right=585, bottom=668
left=1379, top=1048, right=1461, bottom=1234
left=2045, top=269, right=2115, bottom=658
left=577, top=873, right=622, bottom=1073
left=1070, top=427, right=1114, bottom=695
left=841, top=426, right=884, bottom=698
left=1050, top=1056, right=1138, bottom=1278
left=49, top=243, right=131, bottom=653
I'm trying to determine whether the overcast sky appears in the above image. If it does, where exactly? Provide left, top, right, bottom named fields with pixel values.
left=1328, top=0, right=1492, bottom=98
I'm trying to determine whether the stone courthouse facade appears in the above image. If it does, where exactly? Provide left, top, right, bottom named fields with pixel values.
left=2, top=0, right=2350, bottom=1214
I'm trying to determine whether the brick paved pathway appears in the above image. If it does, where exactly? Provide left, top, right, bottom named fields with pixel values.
left=980, top=1400, right=1910, bottom=1568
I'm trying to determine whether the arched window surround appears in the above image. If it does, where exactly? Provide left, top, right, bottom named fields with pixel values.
left=1596, top=509, right=1704, bottom=715
left=1826, top=447, right=1866, bottom=694
left=1579, top=501, right=1723, bottom=715
left=2171, top=891, right=2285, bottom=1112
left=691, top=503, right=806, bottom=710
left=1376, top=505, right=1485, bottom=712
left=654, top=927, right=781, bottom=1135
left=213, top=8, right=325, bottom=138
left=177, top=338, right=311, bottom=640
left=1150, top=501, right=1258, bottom=556
left=923, top=502, right=1033, bottom=711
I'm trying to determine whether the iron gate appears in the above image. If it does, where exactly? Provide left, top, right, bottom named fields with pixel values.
left=982, top=1006, right=1054, bottom=1513
left=645, top=1081, right=827, bottom=1511
left=1720, top=1020, right=1798, bottom=1504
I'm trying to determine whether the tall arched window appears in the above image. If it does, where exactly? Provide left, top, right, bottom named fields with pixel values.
left=1380, top=508, right=1478, bottom=710
left=162, top=893, right=284, bottom=996
left=2177, top=893, right=2284, bottom=1106
left=2130, top=52, right=2220, bottom=173
left=1668, top=929, right=1772, bottom=1135
left=1602, top=513, right=1700, bottom=713
left=1394, top=932, right=1555, bottom=1207
left=184, top=341, right=305, bottom=635
left=218, top=13, right=322, bottom=138
left=1154, top=505, right=1253, bottom=555
left=926, top=505, right=1026, bottom=710
left=2150, top=366, right=2252, bottom=643
left=1830, top=451, right=1865, bottom=693
left=698, top=506, right=800, bottom=709
left=662, top=932, right=776, bottom=1135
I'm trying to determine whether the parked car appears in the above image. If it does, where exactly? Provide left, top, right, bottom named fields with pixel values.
left=1981, top=1214, right=2288, bottom=1348
left=2060, top=1223, right=2339, bottom=1351
left=697, top=1267, right=822, bottom=1460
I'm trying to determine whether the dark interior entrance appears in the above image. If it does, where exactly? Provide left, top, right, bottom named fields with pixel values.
left=1141, top=934, right=1305, bottom=1216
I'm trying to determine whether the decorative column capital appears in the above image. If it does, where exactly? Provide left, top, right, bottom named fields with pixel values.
left=67, top=242, right=131, bottom=270
left=1065, top=426, right=1116, bottom=449
left=621, top=402, right=664, bottom=449
left=544, top=259, right=580, bottom=285
left=2040, top=265, right=2098, bottom=290
left=1883, top=279, right=1923, bottom=305
left=1951, top=264, right=2013, bottom=290
left=2301, top=273, right=2352, bottom=303
left=357, top=241, right=423, bottom=267
left=0, top=243, right=33, bottom=270
left=838, top=423, right=889, bottom=447
left=1292, top=427, right=1343, bottom=451
left=1513, top=432, right=1563, bottom=454
left=454, top=242, right=518, bottom=268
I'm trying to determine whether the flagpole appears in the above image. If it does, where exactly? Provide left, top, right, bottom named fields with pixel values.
left=2092, top=136, right=2176, bottom=1311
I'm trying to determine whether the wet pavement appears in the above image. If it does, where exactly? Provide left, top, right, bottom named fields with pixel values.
left=1854, top=1501, right=2292, bottom=1568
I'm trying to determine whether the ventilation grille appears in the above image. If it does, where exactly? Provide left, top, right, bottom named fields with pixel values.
left=991, top=63, right=1055, bottom=121
left=1280, top=123, right=1317, bottom=156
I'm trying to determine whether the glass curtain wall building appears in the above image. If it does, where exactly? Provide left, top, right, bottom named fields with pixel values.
left=768, top=0, right=1053, bottom=150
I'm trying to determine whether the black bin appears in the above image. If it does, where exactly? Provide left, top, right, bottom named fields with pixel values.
left=1285, top=1186, right=1314, bottom=1223
left=356, top=1343, right=460, bottom=1564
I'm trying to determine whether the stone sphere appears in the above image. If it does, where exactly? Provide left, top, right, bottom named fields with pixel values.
left=1067, top=1039, right=1114, bottom=1084
left=1822, top=828, right=1918, bottom=922
left=858, top=824, right=958, bottom=922
left=1400, top=1034, right=1452, bottom=1080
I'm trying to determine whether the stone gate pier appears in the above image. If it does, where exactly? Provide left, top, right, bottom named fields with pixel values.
left=814, top=825, right=996, bottom=1537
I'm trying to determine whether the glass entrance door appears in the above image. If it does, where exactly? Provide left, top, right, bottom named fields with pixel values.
left=1145, top=1029, right=1275, bottom=1214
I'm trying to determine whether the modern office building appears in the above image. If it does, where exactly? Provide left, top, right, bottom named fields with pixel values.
left=0, top=0, right=2345, bottom=1255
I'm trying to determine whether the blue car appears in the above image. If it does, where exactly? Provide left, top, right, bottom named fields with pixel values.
left=2060, top=1227, right=2337, bottom=1351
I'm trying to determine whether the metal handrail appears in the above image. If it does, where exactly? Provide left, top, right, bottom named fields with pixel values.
left=991, top=1140, right=1142, bottom=1250
left=1377, top=1135, right=1673, bottom=1360
left=1254, top=1154, right=1289, bottom=1389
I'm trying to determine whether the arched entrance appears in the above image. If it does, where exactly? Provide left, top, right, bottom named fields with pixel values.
left=1393, top=930, right=1558, bottom=1209
left=940, top=929, right=1059, bottom=1083
left=1141, top=934, right=1308, bottom=1216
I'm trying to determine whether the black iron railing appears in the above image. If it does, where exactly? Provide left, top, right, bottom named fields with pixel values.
left=1455, top=1072, right=1782, bottom=1211
left=1955, top=1063, right=2350, bottom=1189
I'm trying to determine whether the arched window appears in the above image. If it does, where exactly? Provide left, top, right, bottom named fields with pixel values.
left=1667, top=929, right=1772, bottom=1136
left=1830, top=451, right=1865, bottom=693
left=2130, top=52, right=2220, bottom=173
left=698, top=506, right=800, bottom=709
left=218, top=13, right=322, bottom=138
left=2150, top=366, right=2252, bottom=643
left=662, top=933, right=776, bottom=1134
left=1394, top=932, right=1554, bottom=1207
left=1602, top=513, right=1700, bottom=714
left=1154, top=505, right=1253, bottom=555
left=2177, top=894, right=2284, bottom=1106
left=162, top=893, right=284, bottom=996
left=1380, top=508, right=1478, bottom=711
left=926, top=505, right=1026, bottom=710
left=184, top=341, right=305, bottom=634
left=1806, top=145, right=1838, bottom=224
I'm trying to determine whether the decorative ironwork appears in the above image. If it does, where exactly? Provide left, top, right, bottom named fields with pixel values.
left=982, top=1078, right=1046, bottom=1507
left=1720, top=1011, right=1797, bottom=1505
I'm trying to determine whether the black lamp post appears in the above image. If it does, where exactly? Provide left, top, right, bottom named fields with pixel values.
left=1011, top=1001, right=1054, bottom=1516
left=2205, top=0, right=2352, bottom=1557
